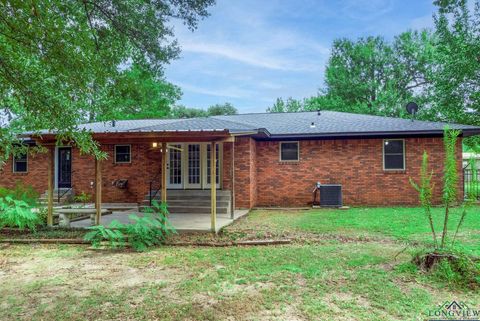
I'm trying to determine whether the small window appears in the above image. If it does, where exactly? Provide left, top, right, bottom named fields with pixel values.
left=115, top=145, right=131, bottom=163
left=13, top=152, right=28, bottom=173
left=383, top=139, right=405, bottom=170
left=280, top=142, right=299, bottom=161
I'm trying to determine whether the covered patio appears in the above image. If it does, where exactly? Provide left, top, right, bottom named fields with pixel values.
left=35, top=118, right=259, bottom=233
left=66, top=205, right=249, bottom=233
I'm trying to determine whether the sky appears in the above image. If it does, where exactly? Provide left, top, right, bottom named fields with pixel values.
left=164, top=0, right=437, bottom=113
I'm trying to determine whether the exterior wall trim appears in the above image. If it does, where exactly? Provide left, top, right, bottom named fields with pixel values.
left=114, top=144, right=132, bottom=164
left=12, top=149, right=28, bottom=174
left=279, top=141, right=300, bottom=162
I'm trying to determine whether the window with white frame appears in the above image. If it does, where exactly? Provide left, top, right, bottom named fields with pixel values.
left=383, top=139, right=405, bottom=170
left=280, top=142, right=299, bottom=161
left=115, top=145, right=131, bottom=163
left=13, top=152, right=28, bottom=173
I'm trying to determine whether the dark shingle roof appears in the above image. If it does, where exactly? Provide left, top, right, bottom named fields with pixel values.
left=52, top=111, right=480, bottom=138
left=214, top=111, right=480, bottom=137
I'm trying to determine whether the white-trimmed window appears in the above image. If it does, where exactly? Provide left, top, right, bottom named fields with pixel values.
left=280, top=142, right=299, bottom=161
left=383, top=139, right=405, bottom=170
left=115, top=145, right=131, bottom=163
left=13, top=152, right=28, bottom=173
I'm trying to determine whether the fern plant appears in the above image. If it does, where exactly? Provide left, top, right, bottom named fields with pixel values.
left=0, top=196, right=40, bottom=230
left=84, top=222, right=126, bottom=249
left=125, top=213, right=166, bottom=251
left=441, top=127, right=461, bottom=248
left=0, top=183, right=39, bottom=207
left=410, top=151, right=437, bottom=248
left=83, top=201, right=175, bottom=251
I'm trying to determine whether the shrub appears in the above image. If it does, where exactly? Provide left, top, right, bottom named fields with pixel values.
left=74, top=191, right=92, bottom=207
left=0, top=182, right=39, bottom=207
left=83, top=201, right=175, bottom=251
left=84, top=223, right=126, bottom=249
left=0, top=196, right=40, bottom=230
left=36, top=207, right=48, bottom=226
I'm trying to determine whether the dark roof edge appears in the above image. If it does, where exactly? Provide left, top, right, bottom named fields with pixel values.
left=257, top=128, right=480, bottom=140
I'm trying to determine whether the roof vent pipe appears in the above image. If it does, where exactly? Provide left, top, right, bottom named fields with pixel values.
left=317, top=110, right=321, bottom=116
left=310, top=122, right=316, bottom=128
left=111, top=120, right=116, bottom=127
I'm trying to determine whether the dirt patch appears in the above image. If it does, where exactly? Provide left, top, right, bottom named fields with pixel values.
left=0, top=245, right=185, bottom=318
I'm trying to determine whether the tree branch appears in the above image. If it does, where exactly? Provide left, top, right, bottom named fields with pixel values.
left=82, top=0, right=100, bottom=51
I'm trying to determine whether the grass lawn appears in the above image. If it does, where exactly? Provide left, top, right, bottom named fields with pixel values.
left=0, top=206, right=479, bottom=321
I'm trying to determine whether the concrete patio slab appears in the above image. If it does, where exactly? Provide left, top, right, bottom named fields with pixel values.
left=69, top=206, right=249, bottom=233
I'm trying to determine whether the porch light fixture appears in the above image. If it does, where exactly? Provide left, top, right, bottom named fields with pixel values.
left=152, top=142, right=158, bottom=148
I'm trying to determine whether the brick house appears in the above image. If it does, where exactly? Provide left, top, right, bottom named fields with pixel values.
left=1, top=111, right=479, bottom=214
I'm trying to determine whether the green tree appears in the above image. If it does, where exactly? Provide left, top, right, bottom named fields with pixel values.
left=207, top=102, right=238, bottom=116
left=432, top=0, right=480, bottom=149
left=267, top=97, right=305, bottom=113
left=0, top=0, right=214, bottom=160
left=170, top=105, right=207, bottom=118
left=312, top=32, right=435, bottom=118
left=103, top=64, right=182, bottom=121
left=324, top=36, right=392, bottom=113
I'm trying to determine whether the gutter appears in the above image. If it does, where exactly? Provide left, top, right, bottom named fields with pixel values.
left=258, top=129, right=480, bottom=140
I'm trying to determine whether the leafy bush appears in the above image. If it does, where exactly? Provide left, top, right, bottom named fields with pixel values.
left=0, top=196, right=40, bottom=230
left=74, top=191, right=92, bottom=207
left=84, top=201, right=175, bottom=251
left=0, top=182, right=39, bottom=207
left=36, top=207, right=48, bottom=226
left=84, top=223, right=126, bottom=249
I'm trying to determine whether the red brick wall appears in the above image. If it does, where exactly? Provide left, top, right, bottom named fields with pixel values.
left=0, top=136, right=464, bottom=207
left=71, top=144, right=161, bottom=203
left=254, top=137, right=463, bottom=207
left=0, top=152, right=48, bottom=194
left=233, top=137, right=257, bottom=209
left=0, top=144, right=162, bottom=203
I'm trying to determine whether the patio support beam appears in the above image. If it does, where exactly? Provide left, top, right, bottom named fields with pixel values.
left=230, top=140, right=235, bottom=219
left=47, top=146, right=54, bottom=226
left=161, top=142, right=167, bottom=204
left=95, top=158, right=102, bottom=225
left=211, top=141, right=217, bottom=233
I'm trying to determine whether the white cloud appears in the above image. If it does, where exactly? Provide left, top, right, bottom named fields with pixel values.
left=340, top=0, right=394, bottom=21
left=182, top=42, right=290, bottom=71
left=173, top=81, right=253, bottom=99
left=181, top=41, right=325, bottom=72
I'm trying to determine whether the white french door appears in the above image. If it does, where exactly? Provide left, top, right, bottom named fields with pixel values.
left=167, top=144, right=183, bottom=189
left=166, top=143, right=222, bottom=189
left=185, top=144, right=202, bottom=188
left=204, top=143, right=220, bottom=189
